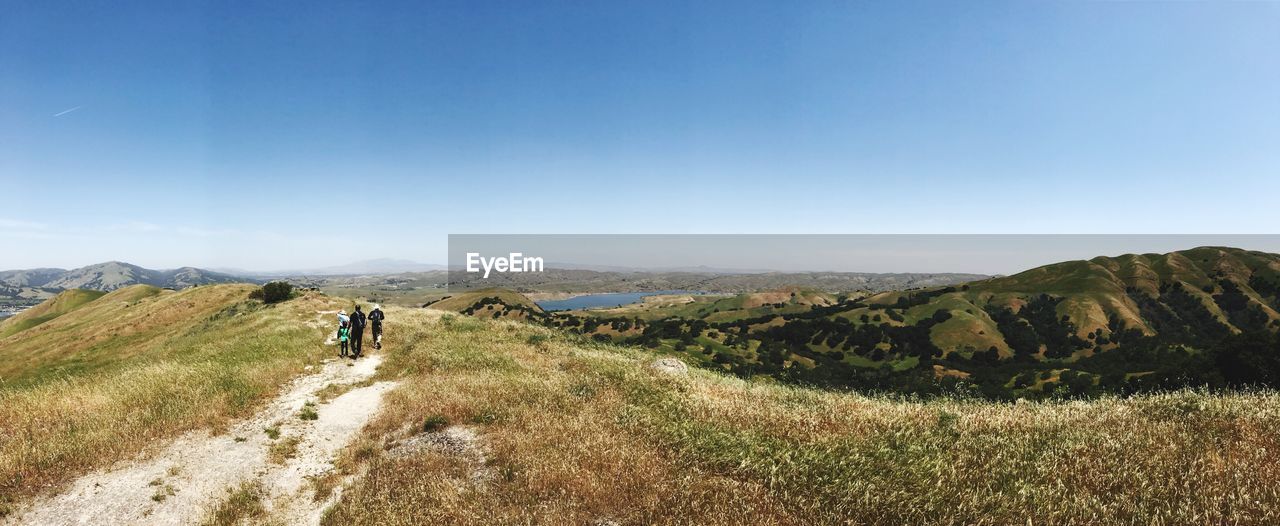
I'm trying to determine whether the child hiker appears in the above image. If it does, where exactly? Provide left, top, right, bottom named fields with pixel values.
left=337, top=310, right=351, bottom=358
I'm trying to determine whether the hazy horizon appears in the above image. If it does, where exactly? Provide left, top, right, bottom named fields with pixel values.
left=11, top=235, right=1280, bottom=278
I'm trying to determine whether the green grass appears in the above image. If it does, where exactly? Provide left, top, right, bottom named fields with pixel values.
left=299, top=401, right=319, bottom=421
left=0, top=289, right=107, bottom=339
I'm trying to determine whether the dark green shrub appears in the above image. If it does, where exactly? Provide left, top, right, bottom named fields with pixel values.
left=260, top=281, right=294, bottom=304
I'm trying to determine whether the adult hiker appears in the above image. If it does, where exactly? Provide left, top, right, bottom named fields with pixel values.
left=349, top=304, right=367, bottom=358
left=368, top=304, right=385, bottom=350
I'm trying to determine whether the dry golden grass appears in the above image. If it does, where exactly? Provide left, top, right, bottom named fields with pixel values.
left=269, top=435, right=301, bottom=465
left=320, top=310, right=1280, bottom=526
left=6, top=290, right=1280, bottom=524
left=202, top=480, right=267, bottom=526
left=0, top=285, right=345, bottom=513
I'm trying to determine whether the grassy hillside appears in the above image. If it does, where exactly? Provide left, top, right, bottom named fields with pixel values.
left=427, top=289, right=546, bottom=321
left=4, top=285, right=1280, bottom=523
left=969, top=246, right=1280, bottom=334
left=532, top=247, right=1280, bottom=399
left=315, top=311, right=1280, bottom=524
left=0, top=284, right=347, bottom=511
left=0, top=289, right=107, bottom=339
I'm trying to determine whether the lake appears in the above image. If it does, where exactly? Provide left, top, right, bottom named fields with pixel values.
left=536, top=290, right=698, bottom=312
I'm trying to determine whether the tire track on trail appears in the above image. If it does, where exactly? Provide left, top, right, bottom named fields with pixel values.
left=7, top=350, right=397, bottom=526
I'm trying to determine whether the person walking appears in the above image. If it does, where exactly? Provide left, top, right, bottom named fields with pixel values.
left=368, top=304, right=385, bottom=350
left=349, top=305, right=367, bottom=358
left=336, top=310, right=351, bottom=358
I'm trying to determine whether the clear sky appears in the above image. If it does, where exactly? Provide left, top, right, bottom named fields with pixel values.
left=2, top=1, right=1278, bottom=271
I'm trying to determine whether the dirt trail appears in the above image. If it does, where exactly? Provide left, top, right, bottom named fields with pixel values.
left=7, top=350, right=397, bottom=526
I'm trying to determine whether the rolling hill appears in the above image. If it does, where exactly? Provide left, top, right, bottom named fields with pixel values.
left=828, top=246, right=1280, bottom=354
left=425, top=289, right=546, bottom=321
left=460, top=247, right=1280, bottom=399
left=0, top=262, right=249, bottom=304
left=0, top=289, right=107, bottom=339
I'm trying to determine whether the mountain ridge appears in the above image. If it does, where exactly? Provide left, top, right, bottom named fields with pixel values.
left=0, top=262, right=249, bottom=303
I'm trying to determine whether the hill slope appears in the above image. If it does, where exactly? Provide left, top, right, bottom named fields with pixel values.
left=321, top=311, right=1280, bottom=525
left=426, top=289, right=546, bottom=321
left=0, top=268, right=64, bottom=288
left=0, top=283, right=346, bottom=510
left=931, top=246, right=1280, bottom=346
left=0, top=289, right=107, bottom=339
left=544, top=247, right=1280, bottom=398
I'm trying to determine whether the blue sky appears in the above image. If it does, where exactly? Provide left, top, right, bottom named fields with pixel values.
left=2, top=1, right=1278, bottom=271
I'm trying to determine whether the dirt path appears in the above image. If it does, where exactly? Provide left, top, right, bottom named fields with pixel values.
left=7, top=352, right=397, bottom=526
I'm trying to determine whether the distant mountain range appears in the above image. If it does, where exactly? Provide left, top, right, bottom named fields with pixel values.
left=447, top=268, right=992, bottom=294
left=0, top=262, right=246, bottom=303
left=215, top=258, right=447, bottom=277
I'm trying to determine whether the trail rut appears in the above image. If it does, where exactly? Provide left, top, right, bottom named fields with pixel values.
left=7, top=353, right=396, bottom=526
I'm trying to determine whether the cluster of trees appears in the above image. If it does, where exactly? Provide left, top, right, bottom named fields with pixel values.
left=984, top=294, right=1090, bottom=359
left=865, top=286, right=960, bottom=310
left=460, top=296, right=548, bottom=320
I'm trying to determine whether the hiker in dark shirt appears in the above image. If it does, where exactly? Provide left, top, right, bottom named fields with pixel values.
left=368, top=305, right=385, bottom=350
left=349, top=305, right=367, bottom=358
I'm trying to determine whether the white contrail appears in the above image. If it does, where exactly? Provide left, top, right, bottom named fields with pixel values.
left=53, top=106, right=83, bottom=117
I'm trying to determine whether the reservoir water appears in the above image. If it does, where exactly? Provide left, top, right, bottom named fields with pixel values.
left=536, top=290, right=697, bottom=312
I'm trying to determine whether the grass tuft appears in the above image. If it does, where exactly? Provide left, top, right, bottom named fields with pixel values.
left=151, top=483, right=176, bottom=503
left=269, top=436, right=301, bottom=465
left=299, top=401, right=319, bottom=421
left=201, top=481, right=266, bottom=526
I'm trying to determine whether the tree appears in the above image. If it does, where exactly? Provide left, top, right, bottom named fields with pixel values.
left=260, top=281, right=294, bottom=304
left=1213, top=332, right=1280, bottom=388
